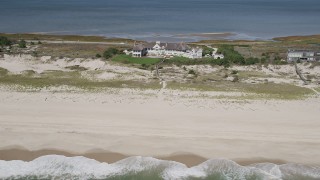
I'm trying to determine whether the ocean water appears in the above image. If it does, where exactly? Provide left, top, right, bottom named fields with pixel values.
left=0, top=0, right=320, bottom=41
left=0, top=155, right=320, bottom=180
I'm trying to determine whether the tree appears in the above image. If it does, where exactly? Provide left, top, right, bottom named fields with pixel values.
left=18, top=40, right=27, bottom=48
left=103, top=48, right=121, bottom=59
left=202, top=46, right=213, bottom=56
left=218, top=45, right=245, bottom=65
left=103, top=51, right=113, bottom=59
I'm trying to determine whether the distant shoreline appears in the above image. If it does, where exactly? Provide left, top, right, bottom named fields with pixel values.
left=2, top=32, right=320, bottom=43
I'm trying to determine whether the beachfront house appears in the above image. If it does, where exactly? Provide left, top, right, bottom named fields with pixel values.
left=287, top=50, right=320, bottom=62
left=131, top=41, right=203, bottom=59
left=132, top=44, right=147, bottom=57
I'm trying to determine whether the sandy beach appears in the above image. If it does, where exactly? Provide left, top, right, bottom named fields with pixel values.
left=0, top=87, right=319, bottom=167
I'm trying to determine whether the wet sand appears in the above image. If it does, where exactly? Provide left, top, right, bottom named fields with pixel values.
left=0, top=148, right=288, bottom=167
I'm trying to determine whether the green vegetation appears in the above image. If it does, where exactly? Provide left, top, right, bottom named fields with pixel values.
left=167, top=81, right=314, bottom=99
left=103, top=47, right=122, bottom=59
left=18, top=40, right=27, bottom=48
left=0, top=67, right=9, bottom=76
left=202, top=46, right=213, bottom=56
left=245, top=57, right=260, bottom=65
left=163, top=56, right=222, bottom=66
left=188, top=69, right=197, bottom=75
left=0, top=36, right=12, bottom=47
left=96, top=53, right=102, bottom=58
left=65, top=65, right=88, bottom=71
left=35, top=43, right=128, bottom=58
left=218, top=45, right=245, bottom=65
left=112, top=55, right=160, bottom=65
left=0, top=70, right=160, bottom=90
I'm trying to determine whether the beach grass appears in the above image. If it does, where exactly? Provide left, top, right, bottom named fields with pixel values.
left=112, top=55, right=161, bottom=65
left=167, top=81, right=314, bottom=99
left=0, top=69, right=315, bottom=99
left=0, top=70, right=160, bottom=90
left=237, top=71, right=272, bottom=79
left=0, top=67, right=9, bottom=76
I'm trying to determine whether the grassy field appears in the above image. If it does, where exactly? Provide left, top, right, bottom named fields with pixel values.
left=112, top=55, right=161, bottom=65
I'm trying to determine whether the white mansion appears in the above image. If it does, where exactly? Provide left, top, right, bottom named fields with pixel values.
left=130, top=41, right=203, bottom=59
left=287, top=49, right=320, bottom=62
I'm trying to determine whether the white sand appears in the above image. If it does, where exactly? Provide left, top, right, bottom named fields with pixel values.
left=0, top=88, right=319, bottom=165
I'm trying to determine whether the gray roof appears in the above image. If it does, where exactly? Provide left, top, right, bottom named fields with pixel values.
left=133, top=44, right=145, bottom=51
left=288, top=49, right=319, bottom=53
left=134, top=42, right=191, bottom=51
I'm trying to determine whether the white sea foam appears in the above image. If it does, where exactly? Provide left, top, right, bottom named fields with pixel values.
left=0, top=155, right=319, bottom=180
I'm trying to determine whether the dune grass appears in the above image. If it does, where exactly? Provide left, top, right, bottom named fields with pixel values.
left=0, top=70, right=160, bottom=90
left=167, top=81, right=314, bottom=100
left=112, top=55, right=161, bottom=65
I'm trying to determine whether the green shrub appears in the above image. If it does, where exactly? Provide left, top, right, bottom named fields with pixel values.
left=245, top=57, right=260, bottom=65
left=202, top=46, right=213, bottom=56
left=218, top=45, right=245, bottom=65
left=103, top=48, right=122, bottom=59
left=231, top=70, right=238, bottom=74
left=18, top=40, right=26, bottom=48
left=95, top=53, right=102, bottom=58
left=188, top=69, right=196, bottom=75
left=112, top=55, right=160, bottom=65
left=66, top=65, right=88, bottom=71
left=0, top=36, right=12, bottom=46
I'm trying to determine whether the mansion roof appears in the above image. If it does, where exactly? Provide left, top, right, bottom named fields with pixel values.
left=133, top=41, right=192, bottom=51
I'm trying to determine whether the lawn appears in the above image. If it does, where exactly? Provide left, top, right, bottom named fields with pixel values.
left=112, top=55, right=161, bottom=65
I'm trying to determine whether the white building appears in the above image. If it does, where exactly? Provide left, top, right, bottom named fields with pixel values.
left=131, top=41, right=202, bottom=59
left=287, top=50, right=320, bottom=62
left=213, top=54, right=224, bottom=59
left=210, top=47, right=224, bottom=59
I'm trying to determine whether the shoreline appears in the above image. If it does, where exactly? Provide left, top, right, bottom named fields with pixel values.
left=2, top=31, right=319, bottom=43
left=0, top=147, right=288, bottom=167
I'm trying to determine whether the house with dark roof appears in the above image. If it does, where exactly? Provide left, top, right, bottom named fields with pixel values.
left=131, top=41, right=202, bottom=59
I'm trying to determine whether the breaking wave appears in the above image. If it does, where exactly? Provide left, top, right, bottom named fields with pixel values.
left=0, top=155, right=320, bottom=180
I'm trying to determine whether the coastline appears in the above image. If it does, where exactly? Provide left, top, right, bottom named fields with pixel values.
left=0, top=148, right=287, bottom=167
